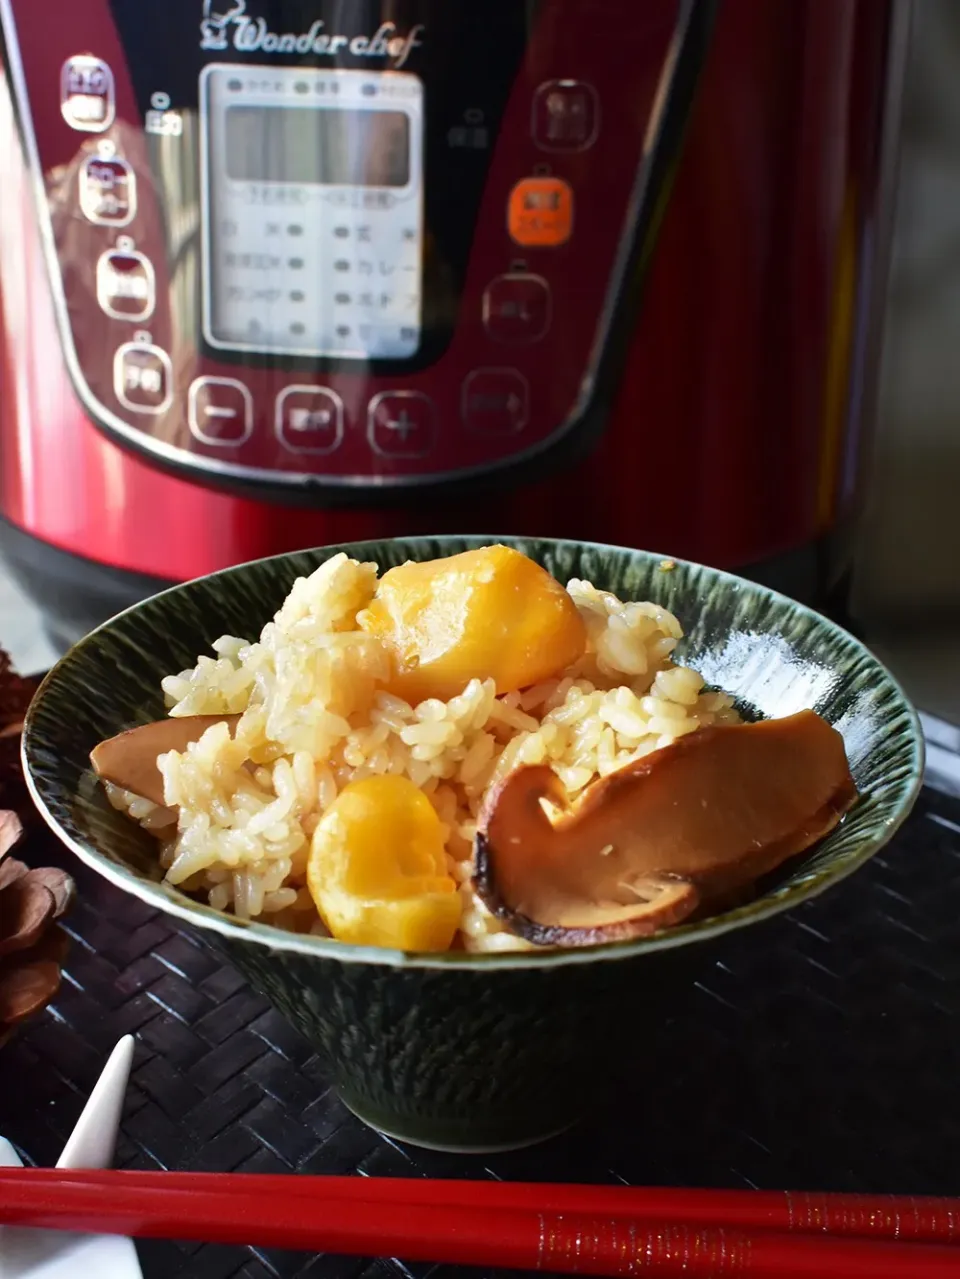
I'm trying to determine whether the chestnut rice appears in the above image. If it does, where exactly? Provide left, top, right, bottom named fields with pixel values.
left=104, top=553, right=740, bottom=951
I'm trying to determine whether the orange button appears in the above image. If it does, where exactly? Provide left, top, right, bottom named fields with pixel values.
left=508, top=177, right=573, bottom=247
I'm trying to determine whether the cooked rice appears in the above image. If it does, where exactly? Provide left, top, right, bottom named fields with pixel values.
left=105, top=554, right=740, bottom=951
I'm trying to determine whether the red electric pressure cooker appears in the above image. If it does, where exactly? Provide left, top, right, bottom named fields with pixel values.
left=0, top=0, right=909, bottom=650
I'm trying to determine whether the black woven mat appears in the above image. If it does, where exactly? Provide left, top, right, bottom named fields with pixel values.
left=2, top=780, right=960, bottom=1278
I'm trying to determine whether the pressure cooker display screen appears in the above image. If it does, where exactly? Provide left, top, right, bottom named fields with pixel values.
left=201, top=65, right=424, bottom=361
left=224, top=107, right=411, bottom=189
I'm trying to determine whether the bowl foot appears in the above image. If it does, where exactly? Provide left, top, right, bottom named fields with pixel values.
left=339, top=1092, right=579, bottom=1154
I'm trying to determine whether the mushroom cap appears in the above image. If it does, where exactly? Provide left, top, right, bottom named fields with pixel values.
left=474, top=710, right=858, bottom=948
left=90, top=714, right=241, bottom=806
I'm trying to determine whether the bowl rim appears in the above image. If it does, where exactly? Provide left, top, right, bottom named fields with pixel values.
left=23, top=533, right=926, bottom=971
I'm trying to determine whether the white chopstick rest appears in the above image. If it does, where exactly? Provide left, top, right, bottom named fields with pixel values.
left=0, top=1036, right=144, bottom=1279
left=57, top=1034, right=135, bottom=1171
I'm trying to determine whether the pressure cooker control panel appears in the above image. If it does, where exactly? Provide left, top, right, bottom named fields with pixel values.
left=1, top=0, right=682, bottom=493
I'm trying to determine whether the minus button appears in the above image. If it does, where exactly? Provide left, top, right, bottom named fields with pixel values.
left=188, top=376, right=253, bottom=446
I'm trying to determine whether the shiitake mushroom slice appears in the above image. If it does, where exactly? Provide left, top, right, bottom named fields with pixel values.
left=90, top=714, right=240, bottom=807
left=474, top=710, right=858, bottom=947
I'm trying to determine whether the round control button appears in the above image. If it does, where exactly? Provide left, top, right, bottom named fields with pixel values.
left=482, top=274, right=551, bottom=345
left=80, top=156, right=137, bottom=226
left=508, top=178, right=574, bottom=248
left=532, top=80, right=600, bottom=152
left=188, top=377, right=253, bottom=446
left=276, top=386, right=344, bottom=455
left=96, top=249, right=155, bottom=322
left=113, top=343, right=172, bottom=415
left=462, top=369, right=529, bottom=435
left=368, top=392, right=436, bottom=458
left=60, top=55, right=115, bottom=133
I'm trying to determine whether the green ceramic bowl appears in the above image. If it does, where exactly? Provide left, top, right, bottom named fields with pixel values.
left=22, top=536, right=923, bottom=1151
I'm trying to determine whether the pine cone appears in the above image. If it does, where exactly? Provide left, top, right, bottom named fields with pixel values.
left=0, top=654, right=39, bottom=823
left=0, top=649, right=36, bottom=727
left=0, top=649, right=75, bottom=1046
left=0, top=813, right=75, bottom=1045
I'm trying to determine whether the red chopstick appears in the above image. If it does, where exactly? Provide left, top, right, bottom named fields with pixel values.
left=5, top=1168, right=946, bottom=1244
left=1, top=1170, right=960, bottom=1278
left=335, top=1176, right=960, bottom=1243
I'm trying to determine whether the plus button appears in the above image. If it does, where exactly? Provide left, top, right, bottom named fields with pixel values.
left=369, top=392, right=437, bottom=458
left=387, top=409, right=417, bottom=440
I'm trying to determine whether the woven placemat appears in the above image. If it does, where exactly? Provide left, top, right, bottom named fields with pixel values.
left=1, top=784, right=959, bottom=1278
